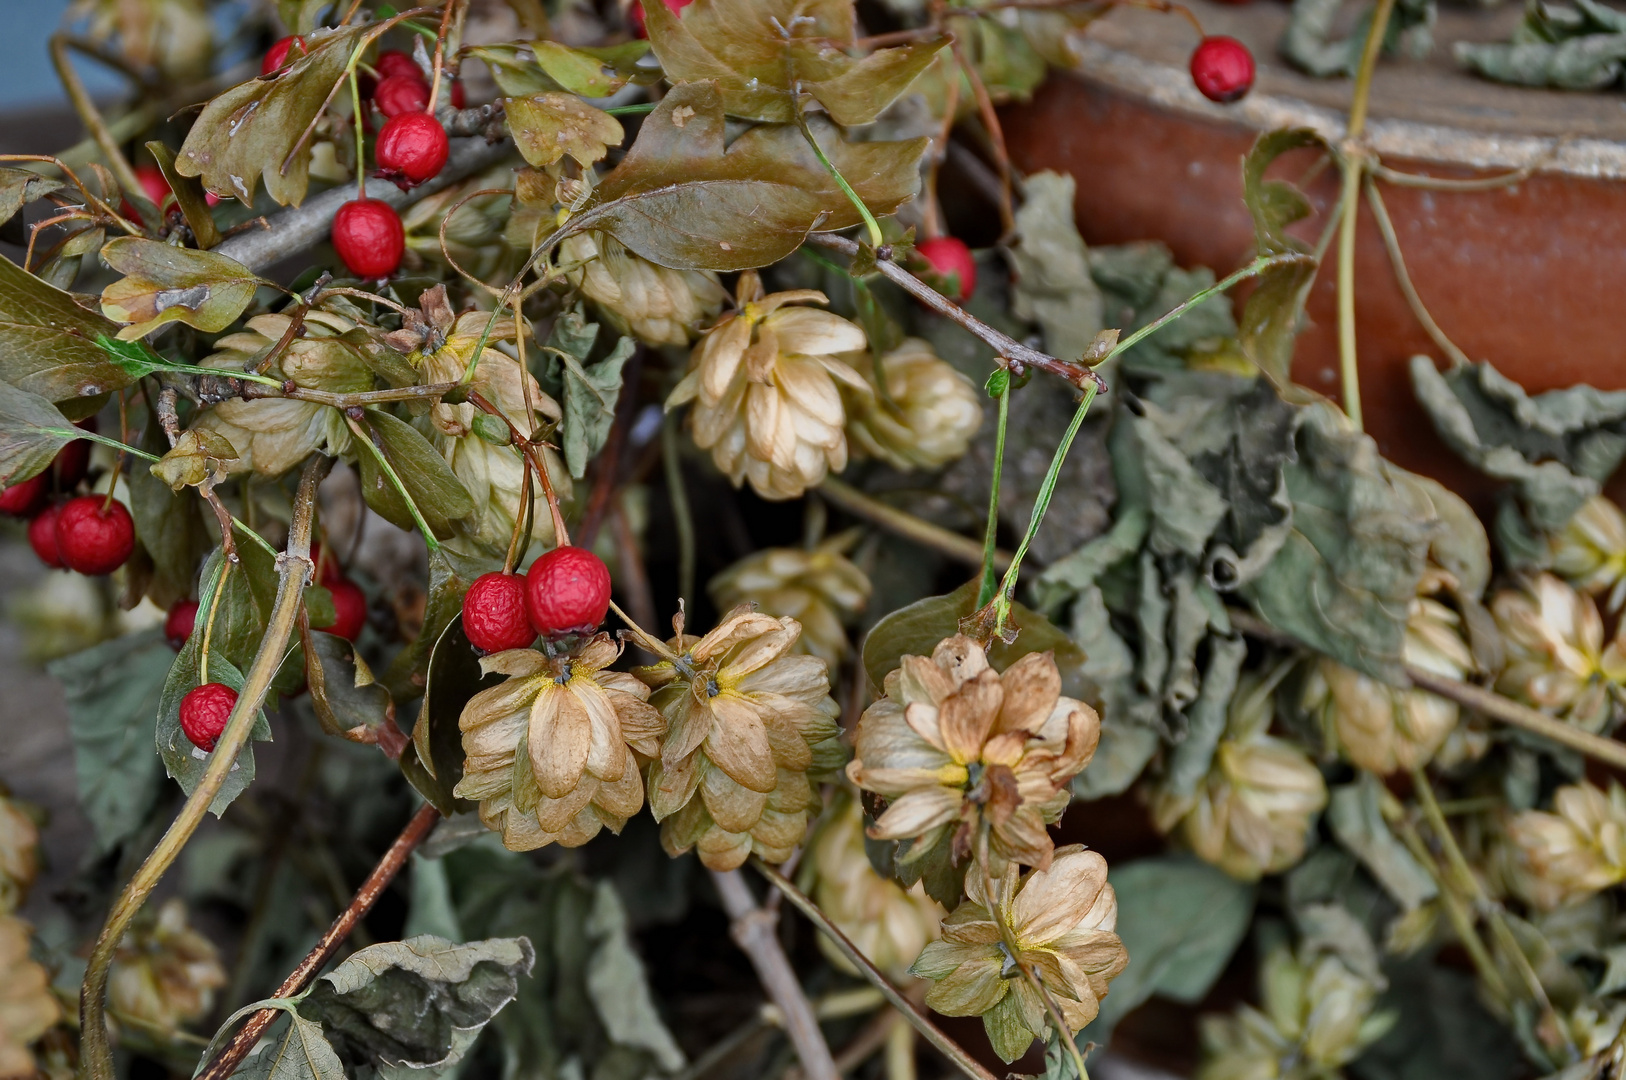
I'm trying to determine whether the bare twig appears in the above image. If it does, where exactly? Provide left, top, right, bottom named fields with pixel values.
left=1363, top=178, right=1471, bottom=368
left=49, top=33, right=155, bottom=233
left=819, top=478, right=1012, bottom=571
left=195, top=803, right=441, bottom=1080
left=245, top=382, right=462, bottom=408
left=710, top=869, right=840, bottom=1080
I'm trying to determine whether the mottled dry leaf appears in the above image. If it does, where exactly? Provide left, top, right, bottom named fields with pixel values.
left=100, top=237, right=265, bottom=339
left=506, top=92, right=624, bottom=169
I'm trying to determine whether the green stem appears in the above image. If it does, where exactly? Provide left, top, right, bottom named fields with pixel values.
left=976, top=374, right=1010, bottom=608
left=65, top=429, right=161, bottom=463
left=1335, top=156, right=1363, bottom=431
left=350, top=68, right=367, bottom=200
left=793, top=101, right=883, bottom=248
left=662, top=411, right=696, bottom=607
left=77, top=458, right=327, bottom=1080
left=198, top=557, right=229, bottom=686
left=604, top=102, right=658, bottom=115
left=344, top=413, right=441, bottom=552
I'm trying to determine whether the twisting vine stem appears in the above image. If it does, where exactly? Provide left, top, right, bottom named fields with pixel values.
left=977, top=372, right=1012, bottom=607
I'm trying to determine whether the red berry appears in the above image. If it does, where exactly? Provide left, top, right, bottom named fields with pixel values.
left=331, top=199, right=404, bottom=278
left=0, top=474, right=47, bottom=517
left=135, top=164, right=171, bottom=207
left=376, top=112, right=449, bottom=187
left=525, top=546, right=612, bottom=637
left=915, top=236, right=976, bottom=303
left=54, top=495, right=135, bottom=575
left=179, top=682, right=238, bottom=752
left=373, top=74, right=430, bottom=118
left=1190, top=36, right=1255, bottom=104
left=375, top=49, right=421, bottom=81
left=165, top=600, right=199, bottom=650
left=53, top=437, right=91, bottom=491
left=262, top=35, right=307, bottom=75
left=317, top=578, right=368, bottom=641
left=450, top=79, right=466, bottom=109
left=629, top=0, right=692, bottom=35
left=27, top=505, right=63, bottom=568
left=462, top=572, right=536, bottom=653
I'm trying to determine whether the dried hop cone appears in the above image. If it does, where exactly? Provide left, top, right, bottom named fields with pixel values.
left=845, top=338, right=983, bottom=471
left=0, top=914, right=58, bottom=1078
left=1552, top=495, right=1626, bottom=611
left=559, top=231, right=727, bottom=347
left=1197, top=943, right=1393, bottom=1080
left=1301, top=576, right=1475, bottom=774
left=635, top=606, right=843, bottom=870
left=804, top=793, right=944, bottom=983
left=1506, top=780, right=1626, bottom=910
left=455, top=634, right=665, bottom=850
left=708, top=530, right=872, bottom=670
left=1154, top=673, right=1328, bottom=882
left=0, top=791, right=38, bottom=915
left=847, top=636, right=1100, bottom=872
left=667, top=271, right=870, bottom=500
left=911, top=846, right=1128, bottom=1062
left=1492, top=572, right=1626, bottom=734
left=108, top=899, right=226, bottom=1034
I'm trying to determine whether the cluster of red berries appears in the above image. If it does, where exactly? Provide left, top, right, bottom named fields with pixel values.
left=460, top=545, right=613, bottom=654
left=1, top=429, right=138, bottom=577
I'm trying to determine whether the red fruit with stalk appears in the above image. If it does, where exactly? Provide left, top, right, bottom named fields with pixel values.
left=179, top=682, right=239, bottom=752
left=375, top=112, right=449, bottom=186
left=165, top=599, right=199, bottom=650
left=53, top=496, right=135, bottom=575
left=332, top=199, right=405, bottom=278
left=375, top=49, right=421, bottom=81
left=373, top=74, right=430, bottom=118
left=0, top=474, right=47, bottom=517
left=915, top=236, right=977, bottom=303
left=525, top=547, right=612, bottom=637
left=27, top=505, right=62, bottom=568
left=262, top=35, right=307, bottom=75
left=462, top=572, right=537, bottom=653
left=317, top=578, right=369, bottom=641
left=1189, top=36, right=1255, bottom=104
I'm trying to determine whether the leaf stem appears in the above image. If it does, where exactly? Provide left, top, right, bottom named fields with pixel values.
left=1363, top=177, right=1470, bottom=368
left=350, top=69, right=367, bottom=200
left=198, top=556, right=229, bottom=686
left=78, top=458, right=328, bottom=1080
left=976, top=374, right=1011, bottom=607
left=793, top=100, right=884, bottom=248
left=819, top=478, right=1012, bottom=571
left=66, top=429, right=162, bottom=463
left=344, top=413, right=441, bottom=552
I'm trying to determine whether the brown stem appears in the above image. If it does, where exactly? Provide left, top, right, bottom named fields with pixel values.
left=818, top=478, right=1011, bottom=571
left=710, top=869, right=840, bottom=1080
left=946, top=31, right=1014, bottom=238
left=48, top=33, right=156, bottom=234
left=194, top=802, right=441, bottom=1080
left=467, top=390, right=571, bottom=546
left=806, top=232, right=1102, bottom=389
left=246, top=382, right=462, bottom=408
left=1362, top=179, right=1470, bottom=368
left=157, top=388, right=238, bottom=563
left=751, top=860, right=1000, bottom=1080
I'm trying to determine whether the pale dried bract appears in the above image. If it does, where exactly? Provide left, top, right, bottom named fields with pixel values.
left=0, top=914, right=58, bottom=1079
left=1491, top=572, right=1626, bottom=735
left=845, top=338, right=983, bottom=471
left=1550, top=495, right=1626, bottom=612
left=708, top=530, right=872, bottom=669
left=108, top=898, right=226, bottom=1034
left=558, top=231, right=727, bottom=348
left=0, top=792, right=37, bottom=917
left=1506, top=780, right=1626, bottom=910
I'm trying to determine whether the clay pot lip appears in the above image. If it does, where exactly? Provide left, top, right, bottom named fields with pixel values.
left=1055, top=18, right=1626, bottom=180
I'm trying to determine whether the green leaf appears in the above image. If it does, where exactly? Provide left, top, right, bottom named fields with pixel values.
left=506, top=92, right=625, bottom=170
left=0, top=380, right=77, bottom=486
left=1457, top=32, right=1626, bottom=89
left=298, top=935, right=535, bottom=1075
left=235, top=1011, right=348, bottom=1080
left=402, top=615, right=499, bottom=815
left=128, top=418, right=213, bottom=609
left=472, top=41, right=653, bottom=98
left=145, top=141, right=221, bottom=249
left=100, top=237, right=265, bottom=339
left=546, top=308, right=635, bottom=479
left=565, top=82, right=927, bottom=272
left=583, top=884, right=685, bottom=1072
left=1328, top=774, right=1438, bottom=912
left=0, top=168, right=61, bottom=228
left=194, top=538, right=282, bottom=673
left=0, top=253, right=132, bottom=404
left=305, top=630, right=397, bottom=745
left=155, top=640, right=272, bottom=815
left=1075, top=854, right=1255, bottom=1046
left=644, top=0, right=947, bottom=125
left=47, top=629, right=173, bottom=854
left=174, top=23, right=375, bottom=206
left=385, top=545, right=495, bottom=703
left=354, top=410, right=475, bottom=540
left=1008, top=171, right=1104, bottom=366
left=1237, top=129, right=1323, bottom=392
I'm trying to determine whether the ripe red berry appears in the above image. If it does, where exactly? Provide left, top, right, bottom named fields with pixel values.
left=165, top=599, right=199, bottom=650
left=0, top=474, right=47, bottom=517
left=372, top=74, right=430, bottom=118
left=525, top=546, right=612, bottom=637
left=1190, top=36, right=1255, bottom=104
left=376, top=112, right=449, bottom=187
left=463, top=572, right=536, bottom=653
left=450, top=78, right=466, bottom=109
left=262, top=35, right=308, bottom=75
left=629, top=0, right=693, bottom=36
left=375, top=49, right=421, bottom=81
left=54, top=495, right=135, bottom=575
left=179, top=682, right=238, bottom=752
left=915, top=236, right=977, bottom=303
left=317, top=578, right=368, bottom=641
left=332, top=198, right=404, bottom=278
left=27, top=505, right=63, bottom=568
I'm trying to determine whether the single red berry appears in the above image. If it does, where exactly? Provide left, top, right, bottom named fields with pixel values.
left=376, top=112, right=449, bottom=187
left=262, top=35, right=308, bottom=75
left=54, top=495, right=135, bottom=575
left=317, top=578, right=369, bottom=641
left=915, top=236, right=977, bottom=303
left=27, top=505, right=63, bottom=568
left=372, top=74, right=430, bottom=118
left=629, top=0, right=692, bottom=36
left=331, top=198, right=405, bottom=278
left=179, top=682, right=239, bottom=752
left=165, top=599, right=199, bottom=650
left=375, top=49, right=421, bottom=81
left=463, top=572, right=536, bottom=653
left=135, top=164, right=171, bottom=208
left=1190, top=36, right=1255, bottom=104
left=525, top=546, right=612, bottom=637
left=0, top=474, right=47, bottom=517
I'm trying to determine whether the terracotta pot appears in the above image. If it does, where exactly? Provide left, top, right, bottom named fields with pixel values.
left=1000, top=0, right=1626, bottom=510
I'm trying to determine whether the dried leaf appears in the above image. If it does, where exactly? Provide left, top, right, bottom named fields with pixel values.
left=385, top=545, right=495, bottom=703
left=0, top=168, right=61, bottom=228
left=1327, top=773, right=1438, bottom=912
left=235, top=1011, right=348, bottom=1080
left=100, top=237, right=266, bottom=339
left=545, top=307, right=635, bottom=478
left=305, top=630, right=397, bottom=747
left=1007, top=171, right=1103, bottom=365
left=506, top=93, right=625, bottom=170
left=0, top=253, right=132, bottom=405
left=471, top=41, right=652, bottom=98
left=151, top=428, right=240, bottom=490
left=1237, top=129, right=1324, bottom=392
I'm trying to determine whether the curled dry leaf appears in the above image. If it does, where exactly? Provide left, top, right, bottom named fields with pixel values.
left=100, top=238, right=267, bottom=340
left=506, top=92, right=625, bottom=169
left=150, top=429, right=240, bottom=491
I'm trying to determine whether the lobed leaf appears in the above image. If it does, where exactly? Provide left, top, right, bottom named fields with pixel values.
left=100, top=237, right=265, bottom=339
left=0, top=253, right=132, bottom=405
left=0, top=168, right=62, bottom=229
left=353, top=409, right=476, bottom=540
left=545, top=307, right=635, bottom=478
left=471, top=41, right=653, bottom=98
left=506, top=92, right=625, bottom=170
left=0, top=380, right=78, bottom=487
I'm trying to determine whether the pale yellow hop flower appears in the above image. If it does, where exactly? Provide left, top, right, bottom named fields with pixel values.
left=1197, top=943, right=1391, bottom=1080
left=848, top=636, right=1100, bottom=871
left=108, top=899, right=225, bottom=1034
left=559, top=231, right=726, bottom=347
left=1492, top=572, right=1626, bottom=734
left=0, top=914, right=57, bottom=1079
left=1155, top=675, right=1328, bottom=881
left=0, top=792, right=38, bottom=915
left=1552, top=496, right=1626, bottom=611
left=845, top=338, right=983, bottom=471
left=1506, top=780, right=1626, bottom=910
left=455, top=634, right=664, bottom=851
left=804, top=794, right=944, bottom=983
left=911, top=846, right=1128, bottom=1062
left=667, top=272, right=870, bottom=500
left=1302, top=584, right=1475, bottom=774
left=708, top=531, right=872, bottom=669
left=635, top=606, right=842, bottom=870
